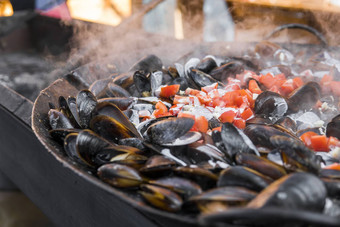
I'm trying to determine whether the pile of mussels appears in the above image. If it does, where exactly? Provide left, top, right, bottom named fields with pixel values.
left=47, top=41, right=340, bottom=226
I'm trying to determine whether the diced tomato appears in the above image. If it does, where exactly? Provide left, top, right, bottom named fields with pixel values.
left=323, top=163, right=340, bottom=171
left=320, top=74, right=333, bottom=84
left=233, top=118, right=246, bottom=129
left=160, top=84, right=180, bottom=98
left=330, top=81, right=340, bottom=96
left=269, top=85, right=279, bottom=93
left=310, top=135, right=329, bottom=152
left=155, top=101, right=168, bottom=112
left=300, top=131, right=318, bottom=148
left=169, top=104, right=183, bottom=116
left=196, top=92, right=212, bottom=105
left=177, top=112, right=195, bottom=120
left=219, top=110, right=236, bottom=123
left=185, top=88, right=200, bottom=96
left=275, top=73, right=286, bottom=81
left=240, top=107, right=253, bottom=120
left=280, top=80, right=295, bottom=96
left=173, top=95, right=194, bottom=105
left=235, top=95, right=248, bottom=107
left=212, top=126, right=222, bottom=132
left=201, top=83, right=218, bottom=93
left=248, top=80, right=262, bottom=94
left=293, top=77, right=304, bottom=89
left=259, top=73, right=276, bottom=88
left=194, top=116, right=208, bottom=133
left=153, top=109, right=172, bottom=118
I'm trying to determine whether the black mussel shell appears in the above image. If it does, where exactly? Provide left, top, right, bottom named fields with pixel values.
left=90, top=115, right=136, bottom=143
left=196, top=57, right=218, bottom=74
left=139, top=155, right=177, bottom=178
left=270, top=135, right=321, bottom=174
left=49, top=128, right=81, bottom=144
left=219, top=123, right=259, bottom=161
left=129, top=54, right=163, bottom=72
left=247, top=173, right=326, bottom=212
left=139, top=184, right=183, bottom=212
left=326, top=114, right=340, bottom=140
left=150, top=176, right=202, bottom=200
left=254, top=91, right=288, bottom=119
left=209, top=62, right=244, bottom=83
left=133, top=70, right=151, bottom=97
left=48, top=109, right=74, bottom=130
left=97, top=97, right=135, bottom=111
left=189, top=69, right=223, bottom=88
left=218, top=166, right=272, bottom=192
left=76, top=90, right=97, bottom=129
left=235, top=153, right=287, bottom=180
left=287, top=81, right=321, bottom=113
left=89, top=77, right=111, bottom=98
left=146, top=117, right=195, bottom=145
left=106, top=82, right=131, bottom=98
left=97, top=163, right=143, bottom=188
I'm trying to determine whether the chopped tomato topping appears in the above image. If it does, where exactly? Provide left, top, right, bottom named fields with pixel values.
left=259, top=73, right=276, bottom=88
left=173, top=95, right=195, bottom=105
left=300, top=131, right=318, bottom=148
left=280, top=80, right=295, bottom=96
left=185, top=88, right=200, bottom=96
left=194, top=116, right=208, bottom=133
left=201, top=83, right=218, bottom=93
left=323, top=163, right=340, bottom=171
left=160, top=84, right=180, bottom=98
left=330, top=81, right=340, bottom=96
left=240, top=107, right=253, bottom=120
left=248, top=80, right=262, bottom=94
left=292, top=77, right=304, bottom=89
left=233, top=118, right=246, bottom=129
left=212, top=126, right=222, bottom=132
left=219, top=110, right=236, bottom=123
left=310, top=135, right=329, bottom=152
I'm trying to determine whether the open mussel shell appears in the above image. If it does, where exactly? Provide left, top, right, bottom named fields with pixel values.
left=49, top=128, right=81, bottom=144
left=97, top=163, right=144, bottom=188
left=64, top=132, right=86, bottom=165
left=146, top=117, right=195, bottom=145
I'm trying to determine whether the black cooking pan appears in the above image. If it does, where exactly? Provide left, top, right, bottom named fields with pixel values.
left=29, top=29, right=340, bottom=226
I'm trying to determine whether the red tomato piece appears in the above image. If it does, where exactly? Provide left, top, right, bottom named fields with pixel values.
left=280, top=80, right=295, bottom=96
left=233, top=118, right=246, bottom=129
left=173, top=95, right=194, bottom=105
left=328, top=136, right=340, bottom=148
left=155, top=101, right=168, bottom=112
left=330, top=81, right=340, bottom=96
left=300, top=131, right=318, bottom=148
left=240, top=107, right=253, bottom=120
left=177, top=112, right=195, bottom=120
left=259, top=73, right=276, bottom=88
left=201, top=83, right=218, bottom=93
left=160, top=84, right=180, bottom=98
left=275, top=73, right=286, bottom=81
left=212, top=126, right=222, bottom=132
left=194, top=116, right=209, bottom=133
left=219, top=110, right=236, bottom=123
left=248, top=80, right=262, bottom=94
left=185, top=88, right=201, bottom=96
left=293, top=77, right=304, bottom=89
left=323, top=163, right=340, bottom=171
left=310, top=135, right=329, bottom=152
left=320, top=74, right=333, bottom=84
left=169, top=104, right=183, bottom=116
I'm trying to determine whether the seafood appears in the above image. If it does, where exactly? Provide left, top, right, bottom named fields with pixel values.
left=38, top=42, right=340, bottom=225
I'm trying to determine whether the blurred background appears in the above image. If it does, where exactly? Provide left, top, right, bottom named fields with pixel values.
left=1, top=0, right=340, bottom=226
